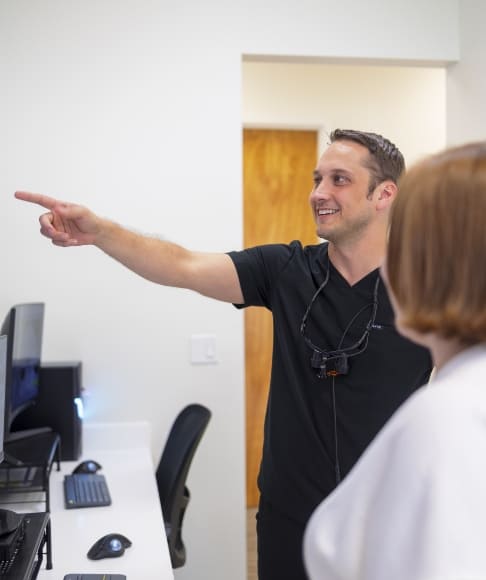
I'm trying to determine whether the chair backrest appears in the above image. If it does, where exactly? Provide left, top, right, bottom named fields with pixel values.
left=156, top=403, right=211, bottom=568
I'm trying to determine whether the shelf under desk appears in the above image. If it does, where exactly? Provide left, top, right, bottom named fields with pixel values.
left=0, top=431, right=61, bottom=573
left=0, top=512, right=49, bottom=580
left=0, top=432, right=61, bottom=504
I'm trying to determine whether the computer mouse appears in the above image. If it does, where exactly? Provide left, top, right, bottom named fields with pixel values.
left=72, top=459, right=102, bottom=474
left=87, top=533, right=132, bottom=560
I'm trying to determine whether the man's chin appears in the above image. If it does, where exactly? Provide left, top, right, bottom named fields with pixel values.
left=317, top=228, right=336, bottom=243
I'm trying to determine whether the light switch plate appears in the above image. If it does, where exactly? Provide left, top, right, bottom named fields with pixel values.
left=190, top=334, right=218, bottom=364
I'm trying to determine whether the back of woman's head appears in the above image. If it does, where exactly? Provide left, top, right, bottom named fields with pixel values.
left=386, top=141, right=486, bottom=345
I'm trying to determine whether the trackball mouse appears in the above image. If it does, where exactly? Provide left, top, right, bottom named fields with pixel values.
left=87, top=533, right=132, bottom=560
left=72, top=459, right=102, bottom=474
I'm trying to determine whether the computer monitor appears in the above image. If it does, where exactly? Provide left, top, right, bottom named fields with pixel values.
left=0, top=335, right=22, bottom=537
left=0, top=336, right=7, bottom=464
left=0, top=303, right=45, bottom=444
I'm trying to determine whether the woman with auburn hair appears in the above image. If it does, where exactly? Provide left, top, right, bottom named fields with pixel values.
left=304, top=141, right=486, bottom=580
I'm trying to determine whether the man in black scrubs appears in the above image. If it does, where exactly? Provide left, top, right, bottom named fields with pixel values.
left=16, top=129, right=432, bottom=580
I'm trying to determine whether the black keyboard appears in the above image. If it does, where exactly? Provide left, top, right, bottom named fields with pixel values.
left=64, top=474, right=112, bottom=508
left=63, top=575, right=126, bottom=579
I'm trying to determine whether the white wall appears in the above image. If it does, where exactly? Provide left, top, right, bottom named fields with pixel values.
left=0, top=1, right=459, bottom=579
left=447, top=0, right=486, bottom=145
left=243, top=62, right=446, bottom=165
left=239, top=0, right=458, bottom=64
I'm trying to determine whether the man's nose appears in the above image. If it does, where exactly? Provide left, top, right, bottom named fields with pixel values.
left=311, top=180, right=330, bottom=199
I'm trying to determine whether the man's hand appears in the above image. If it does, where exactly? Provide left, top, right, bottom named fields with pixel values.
left=15, top=191, right=102, bottom=246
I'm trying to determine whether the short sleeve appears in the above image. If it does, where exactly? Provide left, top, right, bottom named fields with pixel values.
left=227, top=242, right=300, bottom=309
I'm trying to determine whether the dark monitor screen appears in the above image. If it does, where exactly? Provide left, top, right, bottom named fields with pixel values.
left=0, top=336, right=6, bottom=463
left=0, top=303, right=44, bottom=440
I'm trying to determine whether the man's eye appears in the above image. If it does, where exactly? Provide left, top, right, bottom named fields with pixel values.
left=333, top=175, right=348, bottom=185
left=313, top=176, right=322, bottom=187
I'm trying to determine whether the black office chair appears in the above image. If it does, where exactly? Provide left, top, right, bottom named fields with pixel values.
left=156, top=403, right=211, bottom=569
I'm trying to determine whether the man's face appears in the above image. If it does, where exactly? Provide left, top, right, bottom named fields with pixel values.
left=309, top=139, right=377, bottom=244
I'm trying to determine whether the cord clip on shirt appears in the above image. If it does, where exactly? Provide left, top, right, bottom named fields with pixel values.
left=311, top=351, right=350, bottom=378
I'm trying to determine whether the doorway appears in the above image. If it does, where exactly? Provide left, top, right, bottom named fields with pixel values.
left=243, top=128, right=318, bottom=507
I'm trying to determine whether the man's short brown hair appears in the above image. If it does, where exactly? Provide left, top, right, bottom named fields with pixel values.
left=330, top=129, right=405, bottom=192
left=386, top=141, right=486, bottom=345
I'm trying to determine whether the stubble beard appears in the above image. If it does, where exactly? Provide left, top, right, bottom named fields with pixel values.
left=317, top=212, right=374, bottom=248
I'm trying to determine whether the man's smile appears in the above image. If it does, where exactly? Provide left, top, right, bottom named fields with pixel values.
left=317, top=208, right=340, bottom=218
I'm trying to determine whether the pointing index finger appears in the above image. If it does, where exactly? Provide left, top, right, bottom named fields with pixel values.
left=15, top=191, right=62, bottom=211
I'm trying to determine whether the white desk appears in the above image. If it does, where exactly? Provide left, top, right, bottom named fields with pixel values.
left=7, top=422, right=174, bottom=580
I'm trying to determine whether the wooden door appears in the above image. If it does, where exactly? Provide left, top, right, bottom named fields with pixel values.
left=243, top=129, right=318, bottom=507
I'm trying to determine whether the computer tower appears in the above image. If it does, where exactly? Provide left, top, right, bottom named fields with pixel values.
left=11, top=362, right=83, bottom=461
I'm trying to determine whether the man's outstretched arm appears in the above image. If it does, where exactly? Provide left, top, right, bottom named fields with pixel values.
left=15, top=191, right=244, bottom=304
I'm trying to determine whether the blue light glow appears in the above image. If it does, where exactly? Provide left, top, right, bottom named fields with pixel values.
left=74, top=397, right=84, bottom=420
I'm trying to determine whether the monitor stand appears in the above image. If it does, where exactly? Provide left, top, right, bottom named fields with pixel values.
left=3, top=426, right=53, bottom=466
left=1, top=452, right=24, bottom=468
left=7, top=426, right=53, bottom=442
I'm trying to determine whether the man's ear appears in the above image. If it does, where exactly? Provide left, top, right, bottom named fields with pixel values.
left=376, top=180, right=397, bottom=210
